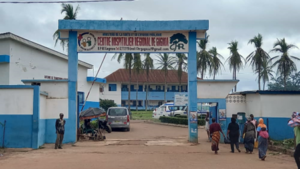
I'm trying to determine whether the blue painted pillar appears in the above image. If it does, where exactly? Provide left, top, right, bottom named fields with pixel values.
left=32, top=86, right=40, bottom=149
left=188, top=32, right=198, bottom=143
left=68, top=31, right=78, bottom=143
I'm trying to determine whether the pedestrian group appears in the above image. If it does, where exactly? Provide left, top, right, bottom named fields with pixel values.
left=205, top=113, right=269, bottom=161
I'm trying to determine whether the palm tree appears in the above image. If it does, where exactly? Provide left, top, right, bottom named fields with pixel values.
left=227, top=41, right=245, bottom=92
left=270, top=38, right=300, bottom=89
left=208, top=47, right=224, bottom=80
left=175, top=53, right=187, bottom=92
left=156, top=53, right=176, bottom=103
left=257, top=60, right=274, bottom=90
left=133, top=53, right=143, bottom=111
left=112, top=53, right=133, bottom=112
left=143, top=53, right=154, bottom=111
left=53, top=3, right=80, bottom=50
left=247, top=34, right=270, bottom=90
left=197, top=35, right=212, bottom=79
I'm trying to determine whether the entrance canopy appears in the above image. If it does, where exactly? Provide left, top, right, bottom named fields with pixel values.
left=58, top=19, right=209, bottom=143
left=58, top=20, right=209, bottom=53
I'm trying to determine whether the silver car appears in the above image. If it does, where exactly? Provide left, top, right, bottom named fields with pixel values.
left=106, top=107, right=130, bottom=131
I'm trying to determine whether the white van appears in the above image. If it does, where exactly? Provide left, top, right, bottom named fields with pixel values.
left=152, top=102, right=186, bottom=119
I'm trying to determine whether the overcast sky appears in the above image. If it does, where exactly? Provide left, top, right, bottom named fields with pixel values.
left=1, top=0, right=300, bottom=91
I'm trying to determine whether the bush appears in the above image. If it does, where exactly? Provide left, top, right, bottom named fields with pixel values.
left=100, top=99, right=117, bottom=111
left=90, top=120, right=98, bottom=129
left=159, top=116, right=205, bottom=126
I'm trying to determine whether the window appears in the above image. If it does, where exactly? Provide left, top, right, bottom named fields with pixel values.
left=108, top=108, right=127, bottom=116
left=109, top=84, right=117, bottom=91
left=78, top=92, right=84, bottom=105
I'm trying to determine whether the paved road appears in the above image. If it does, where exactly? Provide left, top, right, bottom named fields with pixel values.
left=0, top=121, right=297, bottom=169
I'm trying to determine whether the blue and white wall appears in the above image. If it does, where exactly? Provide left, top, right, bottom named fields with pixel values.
left=0, top=85, right=41, bottom=148
left=227, top=93, right=299, bottom=140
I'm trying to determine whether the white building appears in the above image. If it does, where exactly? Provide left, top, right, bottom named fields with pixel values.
left=0, top=32, right=104, bottom=108
left=0, top=32, right=105, bottom=148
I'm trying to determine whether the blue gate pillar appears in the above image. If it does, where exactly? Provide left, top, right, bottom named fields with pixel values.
left=68, top=31, right=78, bottom=143
left=188, top=31, right=198, bottom=143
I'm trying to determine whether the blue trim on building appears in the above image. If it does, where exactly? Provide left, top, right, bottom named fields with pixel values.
left=32, top=86, right=40, bottom=149
left=67, top=31, right=78, bottom=144
left=22, top=79, right=68, bottom=83
left=198, top=79, right=240, bottom=82
left=187, top=31, right=198, bottom=143
left=121, top=91, right=186, bottom=101
left=0, top=55, right=10, bottom=63
left=238, top=90, right=300, bottom=95
left=0, top=115, right=33, bottom=148
left=59, top=20, right=209, bottom=32
left=86, top=77, right=106, bottom=83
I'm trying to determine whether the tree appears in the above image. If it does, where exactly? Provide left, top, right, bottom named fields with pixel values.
left=133, top=53, right=142, bottom=111
left=100, top=99, right=117, bottom=111
left=208, top=47, right=224, bottom=80
left=156, top=53, right=176, bottom=103
left=175, top=53, right=187, bottom=92
left=112, top=53, right=133, bottom=112
left=247, top=34, right=270, bottom=90
left=270, top=38, right=300, bottom=89
left=143, top=53, right=154, bottom=111
left=227, top=41, right=245, bottom=92
left=257, top=60, right=274, bottom=90
left=197, top=35, right=212, bottom=78
left=53, top=3, right=79, bottom=50
left=268, top=72, right=300, bottom=90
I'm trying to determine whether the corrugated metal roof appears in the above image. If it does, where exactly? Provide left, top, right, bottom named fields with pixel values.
left=105, top=69, right=201, bottom=84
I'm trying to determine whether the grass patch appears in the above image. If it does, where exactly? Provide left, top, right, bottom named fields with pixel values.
left=131, top=111, right=153, bottom=120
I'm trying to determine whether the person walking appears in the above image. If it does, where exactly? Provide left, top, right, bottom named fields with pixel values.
left=227, top=117, right=241, bottom=153
left=210, top=118, right=225, bottom=154
left=294, top=126, right=300, bottom=168
left=205, top=111, right=210, bottom=141
left=55, top=113, right=66, bottom=149
left=243, top=117, right=256, bottom=154
left=257, top=118, right=269, bottom=161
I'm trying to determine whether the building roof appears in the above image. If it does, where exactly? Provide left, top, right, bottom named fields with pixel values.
left=231, top=90, right=300, bottom=95
left=0, top=32, right=93, bottom=69
left=105, top=69, right=201, bottom=84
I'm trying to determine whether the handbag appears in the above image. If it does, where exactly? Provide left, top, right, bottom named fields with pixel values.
left=224, top=137, right=231, bottom=144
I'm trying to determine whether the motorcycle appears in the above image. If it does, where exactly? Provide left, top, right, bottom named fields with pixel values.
left=98, top=119, right=112, bottom=133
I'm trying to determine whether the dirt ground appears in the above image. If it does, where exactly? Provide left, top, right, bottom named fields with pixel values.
left=0, top=121, right=297, bottom=169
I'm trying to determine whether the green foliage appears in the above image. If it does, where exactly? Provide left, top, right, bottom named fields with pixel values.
left=268, top=71, right=300, bottom=90
left=156, top=53, right=176, bottom=102
left=197, top=35, right=212, bottom=78
left=131, top=111, right=153, bottom=120
left=270, top=38, right=300, bottom=89
left=209, top=47, right=224, bottom=79
left=159, top=116, right=205, bottom=126
left=247, top=34, right=270, bottom=90
left=53, top=3, right=79, bottom=50
left=271, top=139, right=294, bottom=149
left=90, top=120, right=98, bottom=129
left=100, top=99, right=117, bottom=111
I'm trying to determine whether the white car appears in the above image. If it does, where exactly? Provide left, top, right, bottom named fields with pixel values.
left=169, top=106, right=187, bottom=116
left=152, top=102, right=174, bottom=119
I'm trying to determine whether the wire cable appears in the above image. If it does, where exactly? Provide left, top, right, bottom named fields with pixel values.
left=0, top=0, right=133, bottom=4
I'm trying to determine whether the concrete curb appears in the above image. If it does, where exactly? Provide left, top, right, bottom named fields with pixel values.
left=144, top=120, right=205, bottom=129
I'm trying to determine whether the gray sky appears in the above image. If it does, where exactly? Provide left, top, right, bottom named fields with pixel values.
left=1, top=0, right=300, bottom=91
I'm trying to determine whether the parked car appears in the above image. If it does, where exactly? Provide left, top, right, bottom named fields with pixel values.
left=106, top=107, right=130, bottom=131
left=169, top=106, right=187, bottom=116
left=152, top=102, right=184, bottom=119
